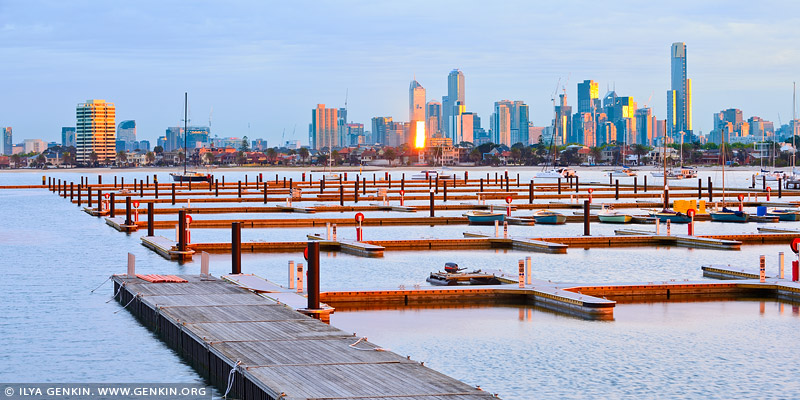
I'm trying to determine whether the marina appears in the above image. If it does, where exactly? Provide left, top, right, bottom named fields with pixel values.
left=4, top=167, right=800, bottom=399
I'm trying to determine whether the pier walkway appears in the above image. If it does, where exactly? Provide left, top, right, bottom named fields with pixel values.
left=112, top=274, right=496, bottom=400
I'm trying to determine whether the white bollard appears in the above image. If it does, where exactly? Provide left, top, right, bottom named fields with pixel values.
left=127, top=252, right=135, bottom=277
left=495, top=220, right=499, bottom=237
left=525, top=256, right=532, bottom=285
left=503, top=221, right=508, bottom=239
left=326, top=222, right=331, bottom=240
left=333, top=224, right=337, bottom=241
left=201, top=252, right=209, bottom=276
left=518, top=260, right=524, bottom=288
left=656, top=220, right=660, bottom=235
left=296, top=262, right=304, bottom=293
left=288, top=261, right=295, bottom=289
left=760, top=255, right=766, bottom=283
left=666, top=219, right=671, bottom=236
left=779, top=252, right=785, bottom=279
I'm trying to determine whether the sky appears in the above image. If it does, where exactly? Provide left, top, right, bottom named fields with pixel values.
left=2, top=0, right=800, bottom=146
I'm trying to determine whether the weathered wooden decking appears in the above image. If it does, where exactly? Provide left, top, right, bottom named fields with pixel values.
left=112, top=274, right=496, bottom=400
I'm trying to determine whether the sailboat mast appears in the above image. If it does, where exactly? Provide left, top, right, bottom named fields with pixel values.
left=721, top=130, right=726, bottom=207
left=184, top=92, right=188, bottom=174
left=663, top=132, right=667, bottom=209
left=794, top=81, right=797, bottom=168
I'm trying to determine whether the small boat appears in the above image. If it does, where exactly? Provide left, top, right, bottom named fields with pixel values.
left=435, top=167, right=455, bottom=180
left=763, top=171, right=786, bottom=182
left=412, top=170, right=439, bottom=180
left=597, top=206, right=632, bottom=223
left=650, top=209, right=692, bottom=223
left=610, top=167, right=637, bottom=177
left=426, top=263, right=508, bottom=286
left=767, top=208, right=800, bottom=221
left=535, top=167, right=577, bottom=179
left=655, top=167, right=697, bottom=180
left=171, top=93, right=211, bottom=183
left=170, top=171, right=211, bottom=182
left=532, top=210, right=566, bottom=225
left=469, top=276, right=503, bottom=285
left=709, top=207, right=749, bottom=223
left=464, top=210, right=505, bottom=225
left=322, top=172, right=341, bottom=181
left=672, top=167, right=698, bottom=179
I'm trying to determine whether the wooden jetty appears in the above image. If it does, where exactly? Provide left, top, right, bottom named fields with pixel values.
left=112, top=274, right=496, bottom=399
left=140, top=236, right=194, bottom=261
left=141, top=230, right=800, bottom=261
left=614, top=228, right=742, bottom=250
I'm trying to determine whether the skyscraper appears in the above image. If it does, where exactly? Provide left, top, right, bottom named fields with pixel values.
left=409, top=80, right=426, bottom=122
left=492, top=101, right=512, bottom=146
left=310, top=104, right=338, bottom=150
left=455, top=112, right=475, bottom=144
left=337, top=107, right=347, bottom=147
left=426, top=101, right=441, bottom=138
left=371, top=117, right=392, bottom=146
left=165, top=127, right=183, bottom=151
left=511, top=101, right=529, bottom=146
left=577, top=80, right=600, bottom=114
left=117, top=120, right=136, bottom=143
left=634, top=108, right=654, bottom=145
left=670, top=42, right=692, bottom=138
left=2, top=127, right=12, bottom=155
left=76, top=99, right=116, bottom=165
left=61, top=127, right=76, bottom=148
left=442, top=69, right=465, bottom=139
left=554, top=94, right=572, bottom=145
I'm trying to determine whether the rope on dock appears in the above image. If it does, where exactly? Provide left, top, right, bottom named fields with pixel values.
left=90, top=275, right=112, bottom=293
left=222, top=360, right=241, bottom=399
left=349, top=337, right=388, bottom=352
left=106, top=281, right=126, bottom=303
left=114, top=292, right=139, bottom=314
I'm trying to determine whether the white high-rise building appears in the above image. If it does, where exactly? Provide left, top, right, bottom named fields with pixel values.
left=76, top=99, right=116, bottom=164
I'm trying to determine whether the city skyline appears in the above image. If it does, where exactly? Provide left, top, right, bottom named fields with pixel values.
left=1, top=1, right=799, bottom=145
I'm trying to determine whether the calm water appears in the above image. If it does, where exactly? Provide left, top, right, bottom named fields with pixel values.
left=1, top=168, right=798, bottom=399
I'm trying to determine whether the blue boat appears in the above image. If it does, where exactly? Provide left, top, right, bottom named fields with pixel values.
left=650, top=209, right=692, bottom=223
left=464, top=210, right=505, bottom=225
left=532, top=210, right=567, bottom=225
left=709, top=207, right=749, bottom=223
left=767, top=208, right=800, bottom=221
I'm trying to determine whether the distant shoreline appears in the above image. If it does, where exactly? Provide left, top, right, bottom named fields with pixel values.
left=0, top=164, right=762, bottom=174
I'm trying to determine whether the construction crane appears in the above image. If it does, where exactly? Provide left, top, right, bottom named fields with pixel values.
left=643, top=90, right=654, bottom=108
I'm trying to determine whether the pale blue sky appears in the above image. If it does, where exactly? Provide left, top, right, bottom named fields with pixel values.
left=1, top=0, right=799, bottom=145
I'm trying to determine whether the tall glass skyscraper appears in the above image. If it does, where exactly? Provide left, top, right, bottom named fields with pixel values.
left=442, top=69, right=465, bottom=139
left=670, top=42, right=692, bottom=138
left=3, top=127, right=12, bottom=155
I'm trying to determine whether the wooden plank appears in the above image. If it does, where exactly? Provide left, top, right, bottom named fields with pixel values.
left=160, top=304, right=307, bottom=323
